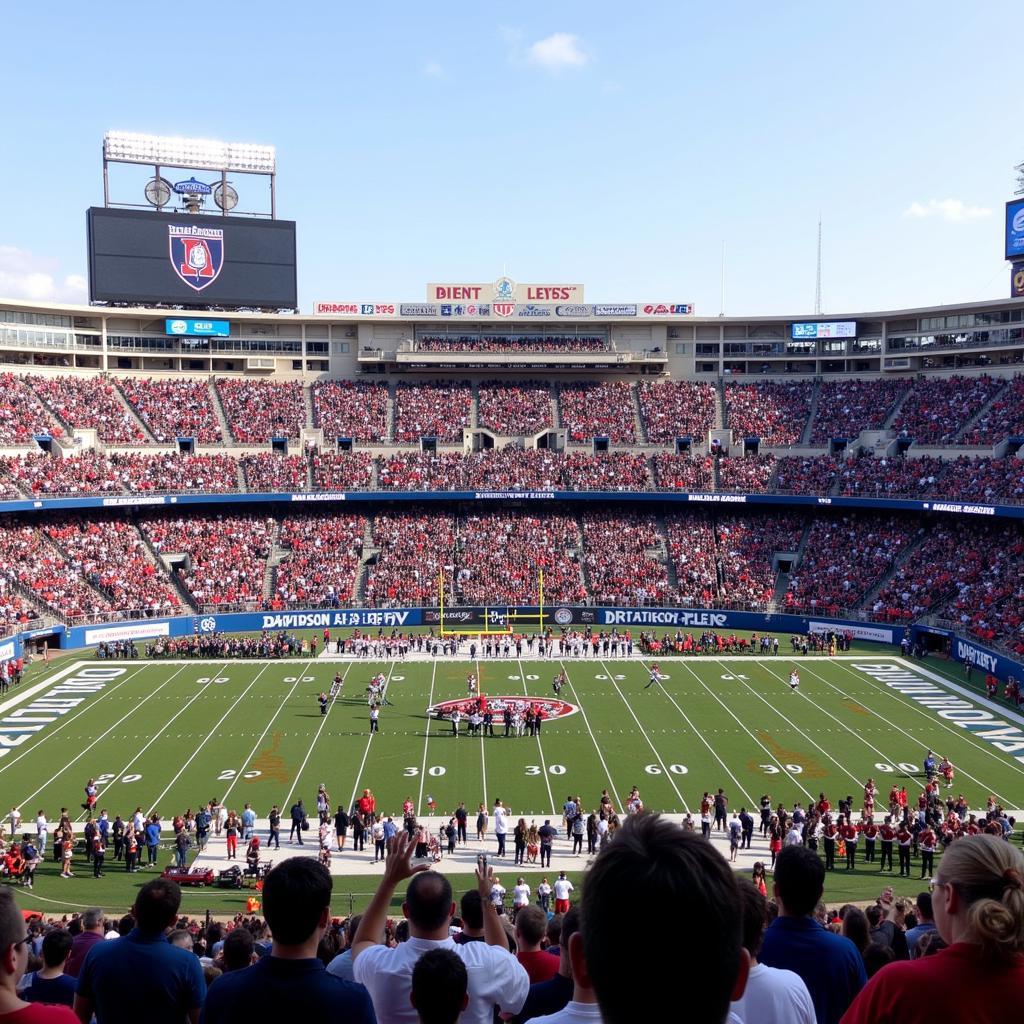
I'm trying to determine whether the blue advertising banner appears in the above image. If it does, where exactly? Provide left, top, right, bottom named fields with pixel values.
left=165, top=318, right=231, bottom=337
left=1007, top=199, right=1024, bottom=261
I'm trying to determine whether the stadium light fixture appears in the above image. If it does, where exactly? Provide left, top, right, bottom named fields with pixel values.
left=104, top=132, right=276, bottom=175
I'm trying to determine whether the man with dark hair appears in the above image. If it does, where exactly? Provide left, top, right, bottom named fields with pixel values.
left=904, top=892, right=937, bottom=958
left=759, top=845, right=866, bottom=1024
left=0, top=890, right=77, bottom=1024
left=20, top=929, right=76, bottom=1007
left=453, top=892, right=484, bottom=944
left=513, top=908, right=577, bottom=1022
left=352, top=832, right=529, bottom=1024
left=514, top=907, right=558, bottom=984
left=579, top=813, right=748, bottom=1024
left=325, top=914, right=362, bottom=980
left=218, top=929, right=255, bottom=973
left=74, top=880, right=205, bottom=1024
left=730, top=880, right=815, bottom=1023
left=201, top=858, right=373, bottom=1024
left=410, top=948, right=468, bottom=1024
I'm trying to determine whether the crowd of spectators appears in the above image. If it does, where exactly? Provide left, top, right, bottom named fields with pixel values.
left=942, top=455, right=1024, bottom=503
left=26, top=374, right=146, bottom=444
left=311, top=452, right=375, bottom=491
left=456, top=513, right=586, bottom=604
left=43, top=516, right=181, bottom=619
left=581, top=511, right=672, bottom=605
left=0, top=521, right=112, bottom=619
left=714, top=513, right=804, bottom=607
left=215, top=379, right=307, bottom=443
left=417, top=334, right=607, bottom=352
left=636, top=380, right=718, bottom=445
left=775, top=455, right=840, bottom=495
left=116, top=377, right=223, bottom=444
left=891, top=374, right=1003, bottom=444
left=961, top=374, right=1024, bottom=445
left=241, top=453, right=308, bottom=492
left=836, top=454, right=947, bottom=498
left=808, top=378, right=909, bottom=444
left=312, top=381, right=389, bottom=443
left=785, top=514, right=918, bottom=615
left=561, top=452, right=651, bottom=490
left=0, top=577, right=39, bottom=636
left=652, top=454, right=715, bottom=491
left=139, top=514, right=274, bottom=608
left=717, top=454, right=777, bottom=492
left=725, top=380, right=815, bottom=445
left=393, top=381, right=472, bottom=443
left=273, top=514, right=365, bottom=608
left=364, top=512, right=456, bottom=606
left=0, top=372, right=59, bottom=444
left=558, top=381, right=637, bottom=444
left=477, top=381, right=553, bottom=436
left=664, top=515, right=719, bottom=605
left=378, top=453, right=471, bottom=491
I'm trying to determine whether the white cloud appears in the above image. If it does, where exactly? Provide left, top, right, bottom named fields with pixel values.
left=0, top=247, right=87, bottom=303
left=527, top=32, right=588, bottom=71
left=423, top=60, right=444, bottom=78
left=903, top=198, right=992, bottom=223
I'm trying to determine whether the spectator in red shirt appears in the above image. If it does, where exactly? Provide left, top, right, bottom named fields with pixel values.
left=513, top=906, right=558, bottom=984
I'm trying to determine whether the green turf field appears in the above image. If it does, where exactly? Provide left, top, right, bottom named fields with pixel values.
left=2, top=649, right=1022, bottom=914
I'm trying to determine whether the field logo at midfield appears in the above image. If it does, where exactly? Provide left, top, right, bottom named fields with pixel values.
left=426, top=696, right=578, bottom=720
left=168, top=224, right=224, bottom=291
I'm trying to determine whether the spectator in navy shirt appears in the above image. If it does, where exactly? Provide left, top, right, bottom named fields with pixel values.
left=201, top=858, right=374, bottom=1024
left=759, top=844, right=866, bottom=1024
left=20, top=929, right=76, bottom=1007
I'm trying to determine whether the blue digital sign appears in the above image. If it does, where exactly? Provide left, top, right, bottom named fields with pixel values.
left=1006, top=199, right=1024, bottom=261
left=165, top=318, right=231, bottom=337
left=791, top=321, right=857, bottom=340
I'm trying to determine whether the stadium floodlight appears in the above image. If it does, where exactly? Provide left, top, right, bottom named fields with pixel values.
left=103, top=132, right=276, bottom=175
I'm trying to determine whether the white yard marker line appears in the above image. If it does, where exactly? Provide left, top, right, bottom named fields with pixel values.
left=281, top=662, right=356, bottom=812
left=416, top=660, right=438, bottom=816
left=347, top=663, right=396, bottom=811
left=87, top=661, right=234, bottom=818
left=601, top=659, right=689, bottom=813
left=666, top=659, right=797, bottom=805
left=720, top=659, right=881, bottom=791
left=519, top=657, right=556, bottom=815
left=477, top=659, right=488, bottom=808
left=18, top=661, right=194, bottom=809
left=218, top=662, right=314, bottom=809
left=146, top=663, right=274, bottom=816
left=559, top=660, right=619, bottom=802
left=0, top=663, right=152, bottom=777
left=803, top=658, right=1020, bottom=801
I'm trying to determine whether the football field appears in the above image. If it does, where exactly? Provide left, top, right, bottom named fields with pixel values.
left=4, top=651, right=1022, bottom=829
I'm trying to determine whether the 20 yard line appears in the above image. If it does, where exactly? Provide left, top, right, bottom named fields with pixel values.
left=416, top=660, right=438, bottom=816
left=558, top=661, right=620, bottom=804
left=518, top=657, right=556, bottom=815
left=17, top=661, right=195, bottom=809
left=600, top=660, right=689, bottom=813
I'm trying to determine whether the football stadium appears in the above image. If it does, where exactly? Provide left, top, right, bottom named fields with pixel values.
left=2, top=11, right=1023, bottom=1021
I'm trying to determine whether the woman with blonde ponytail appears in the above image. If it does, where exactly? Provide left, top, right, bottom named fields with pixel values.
left=841, top=834, right=1024, bottom=1023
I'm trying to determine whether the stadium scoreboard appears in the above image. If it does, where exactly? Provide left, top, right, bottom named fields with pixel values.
left=87, top=207, right=297, bottom=308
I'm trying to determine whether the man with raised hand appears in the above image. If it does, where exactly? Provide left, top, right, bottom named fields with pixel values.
left=352, top=832, right=529, bottom=1024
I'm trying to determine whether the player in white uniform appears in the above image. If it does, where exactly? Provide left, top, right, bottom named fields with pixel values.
left=789, top=669, right=800, bottom=691
left=467, top=672, right=477, bottom=695
left=644, top=663, right=663, bottom=690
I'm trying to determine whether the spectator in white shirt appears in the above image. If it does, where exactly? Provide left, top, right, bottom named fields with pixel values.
left=512, top=878, right=531, bottom=918
left=785, top=824, right=804, bottom=847
left=553, top=873, right=574, bottom=915
left=352, top=833, right=529, bottom=1024
left=730, top=879, right=815, bottom=1024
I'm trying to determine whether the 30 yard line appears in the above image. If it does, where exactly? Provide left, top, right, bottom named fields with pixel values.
left=17, top=661, right=195, bottom=809
left=518, top=656, right=556, bottom=815
left=600, top=660, right=689, bottom=812
left=558, top=660, right=620, bottom=805
left=416, top=660, right=438, bottom=816
left=147, top=661, right=282, bottom=816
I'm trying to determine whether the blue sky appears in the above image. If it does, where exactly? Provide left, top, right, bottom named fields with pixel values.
left=2, top=2, right=1019, bottom=315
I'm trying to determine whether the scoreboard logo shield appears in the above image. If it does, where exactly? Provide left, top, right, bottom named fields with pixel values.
left=168, top=225, right=225, bottom=291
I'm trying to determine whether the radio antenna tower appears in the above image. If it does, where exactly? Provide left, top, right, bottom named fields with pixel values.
left=814, top=216, right=823, bottom=315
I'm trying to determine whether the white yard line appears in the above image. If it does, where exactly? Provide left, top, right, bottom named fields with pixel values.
left=665, top=658, right=798, bottom=805
left=477, top=659, right=488, bottom=808
left=416, top=660, right=438, bottom=816
left=17, top=661, right=194, bottom=808
left=346, top=663, right=396, bottom=811
left=599, top=659, right=689, bottom=813
left=558, top=660, right=620, bottom=801
left=147, top=662, right=279, bottom=816
left=518, top=657, right=556, bottom=815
